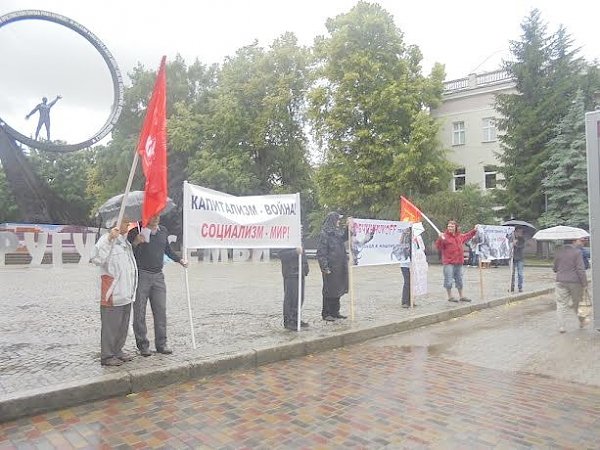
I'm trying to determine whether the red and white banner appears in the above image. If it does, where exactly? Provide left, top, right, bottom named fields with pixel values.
left=183, top=183, right=301, bottom=249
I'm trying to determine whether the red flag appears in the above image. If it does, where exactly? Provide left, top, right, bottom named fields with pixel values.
left=400, top=196, right=423, bottom=223
left=137, top=56, right=167, bottom=227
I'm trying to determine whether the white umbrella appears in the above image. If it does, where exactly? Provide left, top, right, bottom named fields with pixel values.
left=532, top=225, right=589, bottom=241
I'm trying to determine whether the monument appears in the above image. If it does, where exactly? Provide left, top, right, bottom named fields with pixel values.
left=25, top=95, right=62, bottom=141
left=0, top=10, right=124, bottom=223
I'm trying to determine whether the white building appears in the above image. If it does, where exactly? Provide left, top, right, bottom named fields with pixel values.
left=431, top=69, right=515, bottom=191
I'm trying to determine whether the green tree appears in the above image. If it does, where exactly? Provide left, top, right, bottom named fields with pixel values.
left=309, top=1, right=451, bottom=217
left=27, top=148, right=96, bottom=224
left=539, top=90, right=588, bottom=228
left=0, top=167, right=19, bottom=223
left=495, top=9, right=584, bottom=221
left=188, top=33, right=313, bottom=198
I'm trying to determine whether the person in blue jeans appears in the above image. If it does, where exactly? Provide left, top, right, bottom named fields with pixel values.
left=435, top=221, right=478, bottom=302
left=513, top=228, right=525, bottom=292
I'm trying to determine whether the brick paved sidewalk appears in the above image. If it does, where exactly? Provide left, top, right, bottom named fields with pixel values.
left=0, top=262, right=558, bottom=421
left=0, top=295, right=598, bottom=449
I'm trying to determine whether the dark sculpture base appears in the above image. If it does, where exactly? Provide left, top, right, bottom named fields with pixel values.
left=0, top=128, right=80, bottom=224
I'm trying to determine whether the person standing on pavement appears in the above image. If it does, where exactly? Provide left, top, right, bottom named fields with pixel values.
left=553, top=238, right=588, bottom=333
left=317, top=211, right=349, bottom=321
left=91, top=218, right=137, bottom=367
left=435, top=220, right=478, bottom=303
left=513, top=228, right=526, bottom=292
left=128, top=215, right=187, bottom=356
left=391, top=228, right=412, bottom=308
left=279, top=246, right=310, bottom=330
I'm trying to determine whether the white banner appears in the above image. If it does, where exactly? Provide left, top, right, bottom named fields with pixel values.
left=473, top=225, right=515, bottom=260
left=350, top=218, right=411, bottom=266
left=183, top=183, right=301, bottom=249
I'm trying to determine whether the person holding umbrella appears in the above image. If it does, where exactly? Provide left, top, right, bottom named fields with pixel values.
left=513, top=228, right=526, bottom=292
left=553, top=237, right=588, bottom=333
left=90, top=218, right=137, bottom=366
left=128, top=215, right=187, bottom=356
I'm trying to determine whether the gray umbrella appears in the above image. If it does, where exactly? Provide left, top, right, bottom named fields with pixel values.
left=532, top=225, right=589, bottom=241
left=97, top=190, right=176, bottom=227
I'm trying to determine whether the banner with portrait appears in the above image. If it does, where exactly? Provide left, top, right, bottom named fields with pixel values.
left=472, top=225, right=515, bottom=261
left=349, top=218, right=411, bottom=267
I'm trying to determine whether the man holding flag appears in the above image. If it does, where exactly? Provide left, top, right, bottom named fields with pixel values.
left=125, top=57, right=187, bottom=356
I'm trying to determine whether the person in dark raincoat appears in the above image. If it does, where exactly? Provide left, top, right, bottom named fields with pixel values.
left=316, top=212, right=349, bottom=321
left=278, top=246, right=310, bottom=330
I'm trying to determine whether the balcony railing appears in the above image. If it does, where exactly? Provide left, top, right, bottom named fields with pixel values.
left=443, top=69, right=513, bottom=93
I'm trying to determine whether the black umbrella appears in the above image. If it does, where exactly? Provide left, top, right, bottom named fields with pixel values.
left=501, top=219, right=537, bottom=237
left=97, top=190, right=176, bottom=227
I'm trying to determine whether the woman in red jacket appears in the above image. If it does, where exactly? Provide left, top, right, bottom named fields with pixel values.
left=435, top=221, right=478, bottom=303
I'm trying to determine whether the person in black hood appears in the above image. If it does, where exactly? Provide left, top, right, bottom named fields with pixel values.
left=316, top=211, right=349, bottom=321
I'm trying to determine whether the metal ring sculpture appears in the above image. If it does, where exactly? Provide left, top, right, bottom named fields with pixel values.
left=0, top=10, right=124, bottom=152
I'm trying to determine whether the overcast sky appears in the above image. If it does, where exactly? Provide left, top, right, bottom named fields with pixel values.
left=1, top=0, right=599, bottom=145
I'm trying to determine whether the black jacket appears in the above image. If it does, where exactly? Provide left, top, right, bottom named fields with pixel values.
left=278, top=248, right=309, bottom=278
left=316, top=212, right=349, bottom=297
left=127, top=224, right=181, bottom=273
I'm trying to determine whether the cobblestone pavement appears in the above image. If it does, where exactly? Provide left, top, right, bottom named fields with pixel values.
left=0, top=295, right=598, bottom=449
left=0, top=262, right=557, bottom=397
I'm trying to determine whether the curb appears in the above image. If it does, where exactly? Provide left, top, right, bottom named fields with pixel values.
left=0, top=288, right=554, bottom=423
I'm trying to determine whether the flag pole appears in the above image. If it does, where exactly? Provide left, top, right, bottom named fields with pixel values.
left=116, top=151, right=140, bottom=228
left=400, top=196, right=441, bottom=235
left=420, top=212, right=441, bottom=235
left=106, top=149, right=139, bottom=266
left=182, top=181, right=197, bottom=349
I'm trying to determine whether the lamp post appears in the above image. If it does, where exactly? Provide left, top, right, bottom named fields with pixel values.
left=585, top=107, right=600, bottom=331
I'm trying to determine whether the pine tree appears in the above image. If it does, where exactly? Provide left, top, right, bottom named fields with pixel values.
left=495, top=9, right=583, bottom=222
left=539, top=90, right=588, bottom=228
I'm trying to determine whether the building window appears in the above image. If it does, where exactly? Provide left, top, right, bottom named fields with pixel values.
left=452, top=121, right=465, bottom=146
left=454, top=168, right=466, bottom=191
left=482, top=117, right=496, bottom=142
left=484, top=165, right=497, bottom=189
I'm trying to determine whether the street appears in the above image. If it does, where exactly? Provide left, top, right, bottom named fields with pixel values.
left=1, top=293, right=598, bottom=449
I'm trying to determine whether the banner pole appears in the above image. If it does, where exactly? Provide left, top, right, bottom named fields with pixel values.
left=296, top=193, right=302, bottom=332
left=348, top=219, right=355, bottom=321
left=182, top=181, right=197, bottom=349
left=297, top=252, right=302, bottom=332
left=409, top=225, right=414, bottom=308
left=479, top=258, right=484, bottom=301
left=509, top=257, right=515, bottom=295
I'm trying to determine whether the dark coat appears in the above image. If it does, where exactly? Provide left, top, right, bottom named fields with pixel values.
left=278, top=248, right=309, bottom=278
left=316, top=212, right=349, bottom=298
